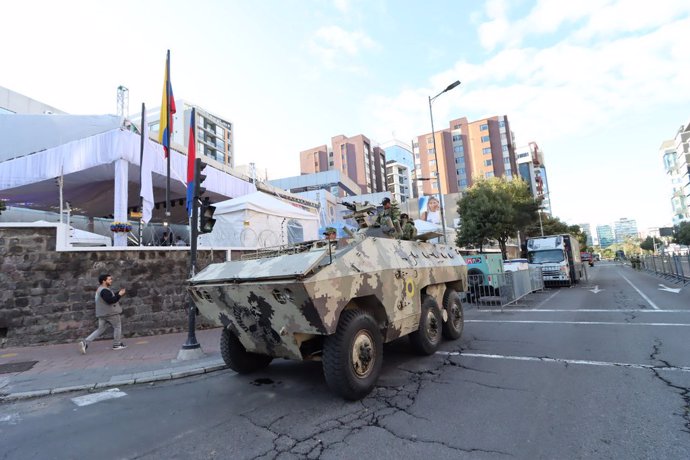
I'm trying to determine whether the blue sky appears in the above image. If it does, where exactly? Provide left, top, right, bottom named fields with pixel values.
left=2, top=0, right=689, bottom=232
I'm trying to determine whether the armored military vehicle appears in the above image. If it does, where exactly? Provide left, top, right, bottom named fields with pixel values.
left=188, top=201, right=468, bottom=400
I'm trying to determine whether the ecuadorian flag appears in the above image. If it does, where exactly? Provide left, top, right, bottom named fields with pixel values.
left=158, top=50, right=176, bottom=158
left=186, top=108, right=196, bottom=217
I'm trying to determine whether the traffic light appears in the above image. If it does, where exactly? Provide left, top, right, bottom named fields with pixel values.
left=199, top=197, right=216, bottom=234
left=194, top=158, right=207, bottom=199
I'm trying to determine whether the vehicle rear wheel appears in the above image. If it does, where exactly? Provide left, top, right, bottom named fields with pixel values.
left=409, top=295, right=443, bottom=355
left=220, top=328, right=273, bottom=374
left=441, top=289, right=464, bottom=340
left=323, top=309, right=383, bottom=401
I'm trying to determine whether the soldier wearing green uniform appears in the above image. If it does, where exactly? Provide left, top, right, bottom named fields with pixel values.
left=375, top=197, right=401, bottom=236
left=400, top=213, right=417, bottom=241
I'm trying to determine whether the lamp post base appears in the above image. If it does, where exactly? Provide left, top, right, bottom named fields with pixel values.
left=176, top=344, right=205, bottom=361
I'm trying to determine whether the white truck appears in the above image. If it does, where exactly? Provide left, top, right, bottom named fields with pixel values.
left=526, top=234, right=584, bottom=286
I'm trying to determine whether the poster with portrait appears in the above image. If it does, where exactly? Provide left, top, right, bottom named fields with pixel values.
left=418, top=194, right=443, bottom=225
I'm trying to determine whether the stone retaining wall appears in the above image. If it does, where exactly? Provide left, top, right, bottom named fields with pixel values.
left=0, top=226, right=229, bottom=347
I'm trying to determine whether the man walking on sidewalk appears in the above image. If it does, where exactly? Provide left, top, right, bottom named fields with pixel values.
left=79, top=274, right=127, bottom=354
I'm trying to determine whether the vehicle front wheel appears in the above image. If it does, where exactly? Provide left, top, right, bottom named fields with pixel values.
left=323, top=309, right=383, bottom=401
left=409, top=295, right=443, bottom=355
left=220, top=328, right=273, bottom=374
left=441, top=289, right=464, bottom=340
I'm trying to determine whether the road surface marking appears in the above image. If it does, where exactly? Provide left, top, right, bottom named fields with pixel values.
left=589, top=285, right=603, bottom=293
left=618, top=272, right=660, bottom=310
left=658, top=284, right=682, bottom=294
left=536, top=289, right=561, bottom=308
left=465, top=319, right=690, bottom=327
left=71, top=388, right=127, bottom=407
left=0, top=353, right=18, bottom=358
left=0, top=413, right=21, bottom=425
left=436, top=351, right=690, bottom=373
left=478, top=309, right=689, bottom=313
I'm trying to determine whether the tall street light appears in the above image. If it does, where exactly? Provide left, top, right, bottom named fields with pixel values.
left=428, top=80, right=461, bottom=243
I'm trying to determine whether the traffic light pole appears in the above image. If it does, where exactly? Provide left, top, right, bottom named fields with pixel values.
left=182, top=196, right=201, bottom=350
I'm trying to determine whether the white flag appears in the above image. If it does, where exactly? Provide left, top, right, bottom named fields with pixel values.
left=140, top=122, right=154, bottom=224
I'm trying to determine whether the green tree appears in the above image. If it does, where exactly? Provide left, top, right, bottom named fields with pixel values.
left=523, top=214, right=569, bottom=237
left=639, top=236, right=655, bottom=252
left=674, top=222, right=690, bottom=246
left=456, top=177, right=538, bottom=259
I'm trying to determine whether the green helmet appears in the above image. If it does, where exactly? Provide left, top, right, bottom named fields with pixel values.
left=323, top=227, right=337, bottom=235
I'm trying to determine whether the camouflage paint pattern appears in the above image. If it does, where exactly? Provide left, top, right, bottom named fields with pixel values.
left=188, top=223, right=467, bottom=361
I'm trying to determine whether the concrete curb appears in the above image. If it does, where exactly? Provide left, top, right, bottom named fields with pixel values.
left=0, top=359, right=227, bottom=402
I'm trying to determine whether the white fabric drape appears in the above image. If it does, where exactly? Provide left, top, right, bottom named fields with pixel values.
left=113, top=159, right=128, bottom=247
left=0, top=128, right=257, bottom=207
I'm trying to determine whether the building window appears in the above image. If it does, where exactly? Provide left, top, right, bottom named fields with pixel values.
left=429, top=160, right=436, bottom=167
left=480, top=124, right=488, bottom=131
left=432, top=181, right=438, bottom=189
left=485, top=171, right=494, bottom=178
left=452, top=134, right=462, bottom=142
left=484, top=159, right=492, bottom=166
left=454, top=146, right=464, bottom=153
left=499, top=121, right=505, bottom=128
left=329, top=161, right=334, bottom=166
left=504, top=157, right=511, bottom=163
left=455, top=157, right=465, bottom=164
left=329, top=151, right=333, bottom=157
left=502, top=145, right=508, bottom=152
left=453, top=124, right=461, bottom=129
left=457, top=168, right=465, bottom=175
left=459, top=178, right=468, bottom=187
left=483, top=147, right=491, bottom=154
left=427, top=148, right=434, bottom=154
left=481, top=135, right=490, bottom=142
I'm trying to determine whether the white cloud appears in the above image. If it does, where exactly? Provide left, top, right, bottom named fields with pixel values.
left=307, top=26, right=378, bottom=71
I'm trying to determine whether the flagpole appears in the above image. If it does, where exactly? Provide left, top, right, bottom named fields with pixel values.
left=139, top=103, right=145, bottom=246
left=165, top=50, right=171, bottom=221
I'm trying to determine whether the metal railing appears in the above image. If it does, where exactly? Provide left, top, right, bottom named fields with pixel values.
left=464, top=267, right=544, bottom=310
left=638, top=254, right=690, bottom=283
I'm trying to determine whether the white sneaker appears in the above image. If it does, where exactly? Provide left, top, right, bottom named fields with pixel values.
left=112, top=343, right=127, bottom=350
left=79, top=340, right=87, bottom=355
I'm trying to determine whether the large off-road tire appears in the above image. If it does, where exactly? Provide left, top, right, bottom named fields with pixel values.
left=441, top=289, right=464, bottom=340
left=220, top=328, right=273, bottom=374
left=409, top=295, right=443, bottom=355
left=323, top=309, right=383, bottom=401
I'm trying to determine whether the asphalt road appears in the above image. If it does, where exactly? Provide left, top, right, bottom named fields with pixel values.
left=2, top=262, right=689, bottom=459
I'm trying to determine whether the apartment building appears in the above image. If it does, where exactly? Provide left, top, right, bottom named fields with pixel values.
left=661, top=119, right=690, bottom=225
left=516, top=141, right=552, bottom=216
left=614, top=217, right=639, bottom=243
left=597, top=225, right=614, bottom=248
left=413, top=115, right=517, bottom=197
left=299, top=134, right=387, bottom=195
left=137, top=100, right=234, bottom=168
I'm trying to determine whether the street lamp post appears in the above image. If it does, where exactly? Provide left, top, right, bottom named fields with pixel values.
left=428, top=80, right=461, bottom=244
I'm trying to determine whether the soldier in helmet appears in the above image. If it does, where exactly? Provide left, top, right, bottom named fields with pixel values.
left=323, top=227, right=337, bottom=241
left=400, top=213, right=417, bottom=241
left=375, top=197, right=401, bottom=237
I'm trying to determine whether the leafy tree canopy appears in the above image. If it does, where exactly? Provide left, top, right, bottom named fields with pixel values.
left=456, top=177, right=537, bottom=259
left=674, top=222, right=690, bottom=246
left=639, top=236, right=655, bottom=252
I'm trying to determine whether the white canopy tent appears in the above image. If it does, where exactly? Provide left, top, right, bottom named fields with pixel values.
left=199, top=191, right=319, bottom=248
left=0, top=114, right=256, bottom=246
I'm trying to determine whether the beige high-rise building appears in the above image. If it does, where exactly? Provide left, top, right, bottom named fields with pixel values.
left=300, top=134, right=387, bottom=194
left=413, top=115, right=517, bottom=196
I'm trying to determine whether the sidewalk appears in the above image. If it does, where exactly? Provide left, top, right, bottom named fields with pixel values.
left=0, top=328, right=227, bottom=402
